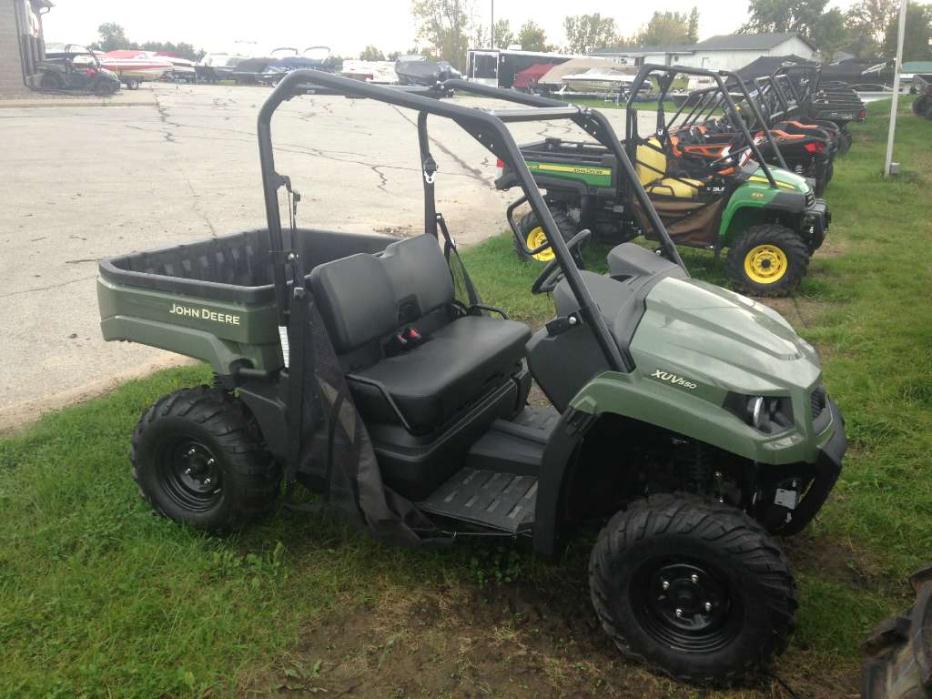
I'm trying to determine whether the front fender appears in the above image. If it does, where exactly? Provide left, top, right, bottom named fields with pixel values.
left=569, top=371, right=825, bottom=465
left=719, top=184, right=807, bottom=243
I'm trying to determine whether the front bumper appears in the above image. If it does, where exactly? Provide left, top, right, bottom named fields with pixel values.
left=803, top=199, right=831, bottom=251
left=778, top=398, right=846, bottom=535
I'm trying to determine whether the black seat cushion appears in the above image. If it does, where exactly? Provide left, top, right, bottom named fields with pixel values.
left=350, top=316, right=531, bottom=432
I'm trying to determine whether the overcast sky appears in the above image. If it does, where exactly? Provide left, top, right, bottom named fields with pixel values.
left=43, top=0, right=858, bottom=57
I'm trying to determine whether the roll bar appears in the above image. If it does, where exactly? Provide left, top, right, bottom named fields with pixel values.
left=257, top=68, right=674, bottom=373
left=625, top=64, right=786, bottom=186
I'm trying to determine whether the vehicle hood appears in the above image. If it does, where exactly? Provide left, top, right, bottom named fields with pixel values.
left=746, top=164, right=810, bottom=194
left=629, top=276, right=821, bottom=394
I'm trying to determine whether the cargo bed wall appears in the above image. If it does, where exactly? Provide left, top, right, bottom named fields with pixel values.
left=98, top=228, right=399, bottom=374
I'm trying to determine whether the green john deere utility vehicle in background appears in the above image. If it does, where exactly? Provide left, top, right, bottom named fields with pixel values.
left=497, top=65, right=831, bottom=297
left=97, top=70, right=846, bottom=685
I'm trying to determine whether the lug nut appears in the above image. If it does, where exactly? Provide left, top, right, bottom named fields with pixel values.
left=690, top=574, right=699, bottom=584
left=184, top=467, right=192, bottom=475
left=675, top=608, right=684, bottom=618
left=187, top=447, right=196, bottom=456
left=204, top=477, right=212, bottom=486
left=704, top=601, right=712, bottom=612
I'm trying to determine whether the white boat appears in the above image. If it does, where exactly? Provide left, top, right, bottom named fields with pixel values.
left=99, top=50, right=173, bottom=88
left=341, top=60, right=398, bottom=84
left=559, top=67, right=636, bottom=94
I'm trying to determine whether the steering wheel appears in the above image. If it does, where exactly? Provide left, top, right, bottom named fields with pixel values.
left=531, top=229, right=592, bottom=295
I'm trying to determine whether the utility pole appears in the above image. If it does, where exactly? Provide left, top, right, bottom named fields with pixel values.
left=490, top=0, right=495, bottom=49
left=883, top=0, right=908, bottom=176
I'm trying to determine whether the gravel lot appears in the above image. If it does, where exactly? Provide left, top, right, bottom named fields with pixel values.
left=0, top=82, right=649, bottom=429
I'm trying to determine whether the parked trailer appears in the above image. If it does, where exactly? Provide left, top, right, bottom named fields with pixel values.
left=466, top=48, right=574, bottom=88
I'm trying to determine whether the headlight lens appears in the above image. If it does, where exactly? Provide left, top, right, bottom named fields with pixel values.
left=724, top=393, right=794, bottom=434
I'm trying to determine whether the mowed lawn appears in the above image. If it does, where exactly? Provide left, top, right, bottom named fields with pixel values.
left=1, top=99, right=930, bottom=698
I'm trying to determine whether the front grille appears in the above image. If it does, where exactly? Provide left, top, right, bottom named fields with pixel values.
left=810, top=385, right=830, bottom=432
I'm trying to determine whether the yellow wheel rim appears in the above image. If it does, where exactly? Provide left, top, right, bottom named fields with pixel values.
left=744, top=244, right=788, bottom=284
left=526, top=227, right=555, bottom=262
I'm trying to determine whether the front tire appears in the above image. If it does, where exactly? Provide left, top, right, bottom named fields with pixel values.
left=726, top=224, right=810, bottom=297
left=131, top=386, right=281, bottom=531
left=589, top=493, right=797, bottom=685
left=124, top=78, right=140, bottom=90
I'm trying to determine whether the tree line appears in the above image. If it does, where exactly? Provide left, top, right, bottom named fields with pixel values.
left=408, top=0, right=930, bottom=71
left=90, top=22, right=204, bottom=61
left=87, top=0, right=932, bottom=75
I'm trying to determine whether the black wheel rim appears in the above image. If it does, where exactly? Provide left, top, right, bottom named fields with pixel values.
left=630, top=558, right=742, bottom=653
left=157, top=438, right=223, bottom=512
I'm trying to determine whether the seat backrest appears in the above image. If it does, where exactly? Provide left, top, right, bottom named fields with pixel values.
left=308, top=235, right=454, bottom=356
left=635, top=137, right=667, bottom=186
left=380, top=235, right=454, bottom=324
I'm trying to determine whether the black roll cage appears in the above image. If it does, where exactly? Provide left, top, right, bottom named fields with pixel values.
left=257, top=69, right=689, bottom=375
left=624, top=64, right=787, bottom=185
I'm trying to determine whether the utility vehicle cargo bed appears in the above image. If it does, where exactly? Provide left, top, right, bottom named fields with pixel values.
left=97, top=228, right=399, bottom=374
left=99, top=228, right=397, bottom=304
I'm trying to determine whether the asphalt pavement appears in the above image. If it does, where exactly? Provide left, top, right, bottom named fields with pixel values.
left=0, top=82, right=652, bottom=430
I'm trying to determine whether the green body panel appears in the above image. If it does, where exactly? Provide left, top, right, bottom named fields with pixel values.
left=718, top=166, right=810, bottom=242
left=569, top=276, right=837, bottom=465
left=524, top=160, right=613, bottom=188
left=97, top=278, right=283, bottom=373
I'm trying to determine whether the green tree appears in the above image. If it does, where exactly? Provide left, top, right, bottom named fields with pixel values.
left=637, top=11, right=694, bottom=46
left=322, top=55, right=344, bottom=72
left=741, top=0, right=828, bottom=36
left=411, top=0, right=471, bottom=70
left=882, top=2, right=932, bottom=60
left=93, top=22, right=137, bottom=51
left=517, top=20, right=549, bottom=51
left=810, top=8, right=849, bottom=60
left=359, top=45, right=386, bottom=61
left=473, top=24, right=488, bottom=48
left=687, top=7, right=700, bottom=43
left=845, top=0, right=897, bottom=54
left=492, top=18, right=513, bottom=48
left=563, top=13, right=619, bottom=53
left=140, top=41, right=203, bottom=61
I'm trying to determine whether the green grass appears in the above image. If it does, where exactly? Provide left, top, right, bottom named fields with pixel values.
left=1, top=100, right=930, bottom=696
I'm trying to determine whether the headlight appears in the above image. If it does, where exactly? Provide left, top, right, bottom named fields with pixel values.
left=724, top=393, right=794, bottom=434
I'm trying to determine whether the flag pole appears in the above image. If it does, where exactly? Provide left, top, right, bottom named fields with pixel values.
left=883, top=0, right=909, bottom=176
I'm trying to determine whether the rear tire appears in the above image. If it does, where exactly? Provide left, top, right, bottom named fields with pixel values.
left=837, top=129, right=852, bottom=154
left=514, top=206, right=580, bottom=264
left=726, top=224, right=810, bottom=297
left=39, top=72, right=63, bottom=90
left=589, top=493, right=797, bottom=685
left=124, top=78, right=140, bottom=90
left=131, top=386, right=281, bottom=531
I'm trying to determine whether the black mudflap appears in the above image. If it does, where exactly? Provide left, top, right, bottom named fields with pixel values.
left=862, top=564, right=932, bottom=698
left=418, top=468, right=538, bottom=534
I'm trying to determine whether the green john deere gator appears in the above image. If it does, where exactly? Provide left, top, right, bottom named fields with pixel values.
left=497, top=64, right=831, bottom=297
left=97, top=71, right=846, bottom=685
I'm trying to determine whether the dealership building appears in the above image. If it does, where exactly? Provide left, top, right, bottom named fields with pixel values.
left=0, top=0, right=52, bottom=94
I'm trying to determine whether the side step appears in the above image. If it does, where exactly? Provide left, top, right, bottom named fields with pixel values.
left=417, top=468, right=537, bottom=534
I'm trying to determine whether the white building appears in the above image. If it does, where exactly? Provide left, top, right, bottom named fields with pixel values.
left=593, top=33, right=819, bottom=72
